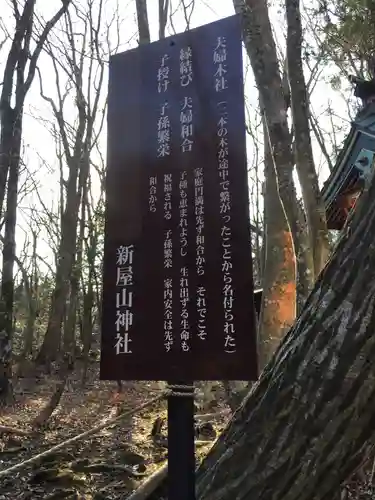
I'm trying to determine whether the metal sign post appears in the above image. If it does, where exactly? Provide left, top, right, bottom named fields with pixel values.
left=167, top=383, right=196, bottom=500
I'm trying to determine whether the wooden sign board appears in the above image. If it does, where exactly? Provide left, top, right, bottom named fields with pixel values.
left=100, top=15, right=258, bottom=381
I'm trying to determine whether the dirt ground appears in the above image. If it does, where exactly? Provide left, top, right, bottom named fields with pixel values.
left=0, top=364, right=230, bottom=500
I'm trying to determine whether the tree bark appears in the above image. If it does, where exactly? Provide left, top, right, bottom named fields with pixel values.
left=158, top=0, right=169, bottom=40
left=81, top=218, right=95, bottom=385
left=36, top=184, right=81, bottom=365
left=136, top=0, right=150, bottom=45
left=286, top=0, right=330, bottom=279
left=294, top=198, right=314, bottom=313
left=192, top=163, right=375, bottom=499
left=259, top=121, right=296, bottom=369
left=0, top=109, right=22, bottom=404
left=21, top=227, right=39, bottom=358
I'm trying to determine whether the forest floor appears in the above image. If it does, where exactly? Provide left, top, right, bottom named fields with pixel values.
left=0, top=362, right=229, bottom=500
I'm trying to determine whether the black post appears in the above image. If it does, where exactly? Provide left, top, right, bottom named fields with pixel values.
left=167, top=382, right=196, bottom=500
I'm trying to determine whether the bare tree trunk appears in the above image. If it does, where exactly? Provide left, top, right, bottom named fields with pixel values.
left=286, top=0, right=330, bottom=279
left=36, top=203, right=79, bottom=365
left=80, top=282, right=93, bottom=387
left=0, top=110, right=22, bottom=404
left=136, top=0, right=150, bottom=44
left=63, top=275, right=77, bottom=360
left=158, top=0, right=169, bottom=40
left=0, top=107, right=14, bottom=220
left=233, top=0, right=314, bottom=304
left=294, top=198, right=314, bottom=313
left=81, top=191, right=95, bottom=386
left=64, top=191, right=86, bottom=364
left=259, top=120, right=296, bottom=369
left=21, top=227, right=39, bottom=358
left=21, top=291, right=37, bottom=360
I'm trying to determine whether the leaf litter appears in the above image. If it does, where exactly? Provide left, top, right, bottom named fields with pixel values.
left=0, top=365, right=229, bottom=500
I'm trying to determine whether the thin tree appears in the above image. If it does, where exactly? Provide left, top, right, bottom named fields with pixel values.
left=35, top=0, right=110, bottom=367
left=259, top=113, right=296, bottom=368
left=286, top=0, right=330, bottom=279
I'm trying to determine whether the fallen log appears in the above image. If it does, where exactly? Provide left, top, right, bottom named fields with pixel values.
left=0, top=425, right=30, bottom=436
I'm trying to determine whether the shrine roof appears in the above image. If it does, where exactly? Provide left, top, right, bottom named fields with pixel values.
left=321, top=102, right=375, bottom=229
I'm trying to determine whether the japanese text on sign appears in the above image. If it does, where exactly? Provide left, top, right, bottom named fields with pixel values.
left=215, top=74, right=235, bottom=352
left=164, top=171, right=173, bottom=352
left=102, top=15, right=258, bottom=381
left=179, top=170, right=190, bottom=352
left=114, top=245, right=134, bottom=355
left=149, top=176, right=157, bottom=213
left=194, top=167, right=207, bottom=340
left=213, top=36, right=228, bottom=92
left=181, top=96, right=193, bottom=153
left=180, top=47, right=193, bottom=87
left=157, top=54, right=170, bottom=93
left=164, top=276, right=173, bottom=351
left=180, top=46, right=194, bottom=154
left=157, top=102, right=170, bottom=158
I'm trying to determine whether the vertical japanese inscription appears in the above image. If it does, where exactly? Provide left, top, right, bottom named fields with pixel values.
left=157, top=101, right=171, bottom=158
left=102, top=15, right=257, bottom=381
left=179, top=171, right=190, bottom=352
left=149, top=176, right=157, bottom=213
left=178, top=46, right=193, bottom=353
left=180, top=47, right=194, bottom=154
left=114, top=245, right=134, bottom=355
left=164, top=173, right=173, bottom=352
left=213, top=36, right=236, bottom=354
left=213, top=36, right=228, bottom=92
left=157, top=55, right=171, bottom=158
left=159, top=51, right=173, bottom=352
left=194, top=167, right=207, bottom=340
left=157, top=54, right=170, bottom=93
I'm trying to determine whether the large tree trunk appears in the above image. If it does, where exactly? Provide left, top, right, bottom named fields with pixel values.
left=233, top=0, right=314, bottom=305
left=286, top=0, right=330, bottom=280
left=193, top=167, right=375, bottom=498
left=259, top=121, right=296, bottom=369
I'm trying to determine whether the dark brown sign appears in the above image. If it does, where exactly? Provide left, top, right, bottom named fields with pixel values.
left=100, top=14, right=258, bottom=381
